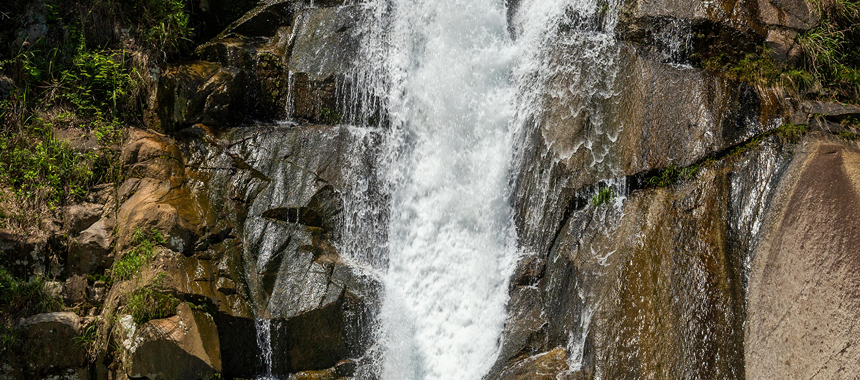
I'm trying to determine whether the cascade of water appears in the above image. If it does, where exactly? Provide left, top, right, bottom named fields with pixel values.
left=348, top=0, right=520, bottom=378
left=255, top=318, right=275, bottom=380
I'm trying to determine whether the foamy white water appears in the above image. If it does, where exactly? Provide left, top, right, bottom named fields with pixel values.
left=354, top=0, right=520, bottom=379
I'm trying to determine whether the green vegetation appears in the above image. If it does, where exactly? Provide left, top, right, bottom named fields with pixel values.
left=73, top=322, right=99, bottom=359
left=319, top=105, right=344, bottom=124
left=838, top=130, right=860, bottom=140
left=799, top=0, right=860, bottom=101
left=698, top=0, right=860, bottom=103
left=727, top=123, right=809, bottom=158
left=112, top=228, right=165, bottom=282
left=590, top=187, right=617, bottom=206
left=0, top=265, right=62, bottom=356
left=0, top=0, right=196, bottom=226
left=0, top=120, right=98, bottom=207
left=646, top=163, right=701, bottom=188
left=646, top=124, right=810, bottom=188
left=700, top=50, right=817, bottom=95
left=125, top=286, right=180, bottom=325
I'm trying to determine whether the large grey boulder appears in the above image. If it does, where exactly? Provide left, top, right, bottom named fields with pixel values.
left=289, top=6, right=362, bottom=123
left=62, top=203, right=103, bottom=235
left=758, top=0, right=819, bottom=30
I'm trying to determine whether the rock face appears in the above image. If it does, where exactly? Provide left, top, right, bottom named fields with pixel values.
left=746, top=135, right=860, bottom=378
left=490, top=139, right=793, bottom=379
left=127, top=303, right=222, bottom=380
left=9, top=0, right=856, bottom=376
left=150, top=62, right=243, bottom=132
left=182, top=123, right=383, bottom=377
left=18, top=312, right=87, bottom=372
left=67, top=219, right=113, bottom=275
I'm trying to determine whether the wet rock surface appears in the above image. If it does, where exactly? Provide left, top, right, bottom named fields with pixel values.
left=151, top=62, right=243, bottom=132
left=494, top=139, right=795, bottom=379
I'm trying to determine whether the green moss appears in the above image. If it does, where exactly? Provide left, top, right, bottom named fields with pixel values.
left=319, top=106, right=343, bottom=124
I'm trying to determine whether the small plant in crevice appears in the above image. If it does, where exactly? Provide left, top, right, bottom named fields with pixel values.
left=319, top=105, right=343, bottom=125
left=645, top=123, right=810, bottom=189
left=590, top=187, right=617, bottom=206
left=111, top=228, right=166, bottom=282
left=838, top=130, right=860, bottom=140
left=646, top=163, right=701, bottom=188
left=73, top=322, right=99, bottom=360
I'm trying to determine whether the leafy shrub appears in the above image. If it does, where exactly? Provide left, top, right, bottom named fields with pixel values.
left=0, top=120, right=98, bottom=206
left=119, top=0, right=193, bottom=58
left=60, top=50, right=133, bottom=117
left=0, top=266, right=62, bottom=355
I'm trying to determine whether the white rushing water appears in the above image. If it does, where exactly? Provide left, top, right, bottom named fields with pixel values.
left=352, top=0, right=520, bottom=379
left=341, top=0, right=626, bottom=376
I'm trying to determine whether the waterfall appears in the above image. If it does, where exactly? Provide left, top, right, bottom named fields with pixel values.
left=350, top=0, right=520, bottom=379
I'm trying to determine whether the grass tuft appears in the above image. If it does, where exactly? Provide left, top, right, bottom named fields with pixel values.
left=111, top=228, right=165, bottom=282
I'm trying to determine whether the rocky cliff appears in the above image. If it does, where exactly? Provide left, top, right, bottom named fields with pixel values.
left=1, top=0, right=858, bottom=379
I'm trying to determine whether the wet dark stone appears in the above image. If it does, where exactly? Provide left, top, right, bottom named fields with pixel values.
left=216, top=314, right=265, bottom=379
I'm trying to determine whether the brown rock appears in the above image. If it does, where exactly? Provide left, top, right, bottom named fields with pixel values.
left=18, top=312, right=86, bottom=371
left=496, top=348, right=575, bottom=380
left=90, top=280, right=107, bottom=304
left=765, top=28, right=799, bottom=64
left=746, top=136, right=860, bottom=379
left=758, top=0, right=819, bottom=30
left=801, top=100, right=860, bottom=119
left=127, top=303, right=222, bottom=380
left=64, top=275, right=88, bottom=304
left=293, top=368, right=339, bottom=380
left=62, top=202, right=104, bottom=234
left=150, top=61, right=242, bottom=132
left=54, top=127, right=99, bottom=153
left=67, top=219, right=113, bottom=275
left=223, top=0, right=294, bottom=38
